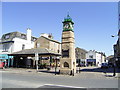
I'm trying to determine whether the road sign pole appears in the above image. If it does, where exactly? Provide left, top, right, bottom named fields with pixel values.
left=35, top=53, right=39, bottom=72
left=36, top=60, right=38, bottom=71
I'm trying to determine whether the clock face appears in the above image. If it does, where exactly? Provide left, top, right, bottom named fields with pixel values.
left=64, top=24, right=69, bottom=29
left=70, top=23, right=73, bottom=29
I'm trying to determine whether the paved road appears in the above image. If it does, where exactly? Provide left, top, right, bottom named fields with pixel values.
left=0, top=67, right=119, bottom=88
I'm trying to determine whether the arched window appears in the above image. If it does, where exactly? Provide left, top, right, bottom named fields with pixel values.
left=64, top=62, right=69, bottom=68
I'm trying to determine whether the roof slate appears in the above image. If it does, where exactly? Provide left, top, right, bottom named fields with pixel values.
left=41, top=36, right=61, bottom=44
left=1, top=31, right=37, bottom=42
left=11, top=48, right=61, bottom=56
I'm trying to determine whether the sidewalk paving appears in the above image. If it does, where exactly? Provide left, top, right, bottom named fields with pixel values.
left=1, top=67, right=120, bottom=78
left=1, top=67, right=62, bottom=76
left=1, top=68, right=53, bottom=75
left=1, top=67, right=119, bottom=88
left=79, top=66, right=120, bottom=78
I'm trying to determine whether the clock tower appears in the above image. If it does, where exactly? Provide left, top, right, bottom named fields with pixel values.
left=60, top=14, right=76, bottom=75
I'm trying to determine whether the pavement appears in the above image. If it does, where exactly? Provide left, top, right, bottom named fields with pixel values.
left=1, top=66, right=119, bottom=88
left=1, top=66, right=120, bottom=78
left=1, top=67, right=58, bottom=76
left=78, top=66, right=120, bottom=78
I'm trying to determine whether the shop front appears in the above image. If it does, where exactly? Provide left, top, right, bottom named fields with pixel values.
left=86, top=59, right=96, bottom=66
left=0, top=54, right=13, bottom=68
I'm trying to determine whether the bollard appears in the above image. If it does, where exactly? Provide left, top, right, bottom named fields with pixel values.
left=73, top=69, right=74, bottom=76
left=70, top=70, right=72, bottom=76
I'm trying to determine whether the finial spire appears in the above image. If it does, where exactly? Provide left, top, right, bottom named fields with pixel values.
left=67, top=11, right=70, bottom=17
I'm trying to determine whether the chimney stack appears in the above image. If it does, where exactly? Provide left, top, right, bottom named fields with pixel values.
left=27, top=28, right=31, bottom=41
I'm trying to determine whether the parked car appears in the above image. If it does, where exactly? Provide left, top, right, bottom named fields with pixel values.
left=108, top=63, right=113, bottom=68
left=101, top=63, right=108, bottom=68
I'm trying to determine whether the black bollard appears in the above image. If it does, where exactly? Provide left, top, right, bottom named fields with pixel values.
left=113, top=64, right=116, bottom=76
left=73, top=69, right=74, bottom=76
left=59, top=70, right=60, bottom=74
left=79, top=67, right=80, bottom=73
left=70, top=70, right=72, bottom=76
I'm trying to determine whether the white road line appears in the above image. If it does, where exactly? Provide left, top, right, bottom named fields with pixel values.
left=44, top=84, right=86, bottom=88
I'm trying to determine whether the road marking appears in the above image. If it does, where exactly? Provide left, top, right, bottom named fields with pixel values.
left=44, top=84, right=86, bottom=88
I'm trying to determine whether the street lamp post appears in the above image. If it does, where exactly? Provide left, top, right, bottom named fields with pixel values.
left=55, top=59, right=57, bottom=75
left=113, top=59, right=116, bottom=76
left=79, top=59, right=80, bottom=73
left=113, top=58, right=118, bottom=76
left=111, top=35, right=118, bottom=76
left=35, top=53, right=39, bottom=72
left=55, top=57, right=59, bottom=75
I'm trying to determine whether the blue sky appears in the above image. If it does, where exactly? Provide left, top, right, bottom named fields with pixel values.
left=2, top=2, right=118, bottom=56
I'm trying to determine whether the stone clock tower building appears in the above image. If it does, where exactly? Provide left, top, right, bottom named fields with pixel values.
left=60, top=14, right=76, bottom=75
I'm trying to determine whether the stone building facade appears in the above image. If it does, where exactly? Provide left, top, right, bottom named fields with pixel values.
left=113, top=2, right=120, bottom=67
left=114, top=30, right=120, bottom=67
left=75, top=47, right=87, bottom=66
left=34, top=33, right=61, bottom=66
left=34, top=33, right=61, bottom=54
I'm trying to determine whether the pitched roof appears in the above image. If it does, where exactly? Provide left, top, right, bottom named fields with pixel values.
left=75, top=47, right=88, bottom=53
left=41, top=36, right=61, bottom=44
left=9, top=48, right=61, bottom=56
left=1, top=31, right=37, bottom=42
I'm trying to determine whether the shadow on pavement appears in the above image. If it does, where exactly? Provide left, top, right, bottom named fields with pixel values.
left=104, top=75, right=114, bottom=77
left=80, top=67, right=120, bottom=73
left=38, top=70, right=59, bottom=75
